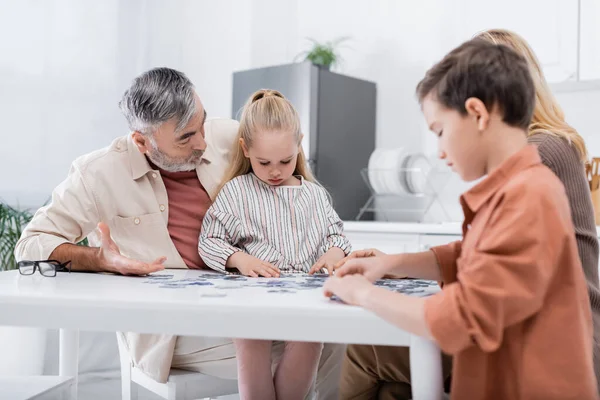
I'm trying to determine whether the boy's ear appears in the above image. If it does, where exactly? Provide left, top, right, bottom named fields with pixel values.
left=240, top=138, right=250, bottom=158
left=464, top=97, right=490, bottom=132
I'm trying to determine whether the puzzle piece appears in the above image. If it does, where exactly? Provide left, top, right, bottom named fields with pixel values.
left=143, top=273, right=439, bottom=298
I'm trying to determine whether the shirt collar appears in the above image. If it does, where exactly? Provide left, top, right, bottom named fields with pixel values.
left=461, top=145, right=541, bottom=214
left=128, top=134, right=153, bottom=180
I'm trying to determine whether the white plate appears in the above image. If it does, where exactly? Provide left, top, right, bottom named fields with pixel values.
left=379, top=149, right=395, bottom=194
left=368, top=148, right=412, bottom=195
left=368, top=149, right=386, bottom=194
left=386, top=148, right=408, bottom=195
left=405, top=153, right=431, bottom=194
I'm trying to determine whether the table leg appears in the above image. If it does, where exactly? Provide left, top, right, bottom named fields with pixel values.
left=59, top=329, right=79, bottom=400
left=410, top=335, right=444, bottom=400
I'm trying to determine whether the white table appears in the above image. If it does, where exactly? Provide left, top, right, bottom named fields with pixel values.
left=0, top=270, right=444, bottom=400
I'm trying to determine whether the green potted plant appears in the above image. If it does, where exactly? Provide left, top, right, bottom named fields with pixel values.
left=295, top=37, right=350, bottom=70
left=0, top=200, right=88, bottom=271
left=0, top=202, right=33, bottom=271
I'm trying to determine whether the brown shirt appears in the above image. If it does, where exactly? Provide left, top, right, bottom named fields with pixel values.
left=158, top=167, right=211, bottom=270
left=425, top=145, right=597, bottom=400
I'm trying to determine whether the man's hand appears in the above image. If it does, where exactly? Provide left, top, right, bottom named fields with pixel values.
left=309, top=247, right=346, bottom=275
left=97, top=222, right=166, bottom=275
left=323, top=275, right=374, bottom=306
left=227, top=252, right=280, bottom=278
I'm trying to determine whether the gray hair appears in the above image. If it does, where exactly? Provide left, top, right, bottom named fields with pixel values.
left=119, top=67, right=196, bottom=135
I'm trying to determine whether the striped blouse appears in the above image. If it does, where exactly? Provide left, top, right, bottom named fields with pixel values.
left=199, top=173, right=352, bottom=273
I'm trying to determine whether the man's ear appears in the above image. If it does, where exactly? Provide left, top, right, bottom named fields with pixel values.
left=464, top=97, right=490, bottom=132
left=132, top=131, right=150, bottom=153
left=240, top=138, right=250, bottom=158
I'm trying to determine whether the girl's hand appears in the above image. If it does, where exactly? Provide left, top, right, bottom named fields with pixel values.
left=323, top=275, right=374, bottom=306
left=333, top=248, right=386, bottom=271
left=334, top=255, right=394, bottom=282
left=309, top=247, right=346, bottom=275
left=230, top=252, right=280, bottom=278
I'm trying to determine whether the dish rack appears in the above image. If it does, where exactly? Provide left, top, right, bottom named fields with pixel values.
left=355, top=166, right=453, bottom=222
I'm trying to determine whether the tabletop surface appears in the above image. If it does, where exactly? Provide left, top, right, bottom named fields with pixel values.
left=0, top=269, right=440, bottom=345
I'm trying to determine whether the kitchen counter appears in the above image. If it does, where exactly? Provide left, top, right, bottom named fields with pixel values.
left=343, top=221, right=462, bottom=235
left=344, top=221, right=600, bottom=238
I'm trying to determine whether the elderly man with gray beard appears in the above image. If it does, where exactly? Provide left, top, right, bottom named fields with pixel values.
left=15, top=67, right=344, bottom=399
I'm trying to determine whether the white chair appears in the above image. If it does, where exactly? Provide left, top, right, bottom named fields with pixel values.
left=116, top=334, right=239, bottom=400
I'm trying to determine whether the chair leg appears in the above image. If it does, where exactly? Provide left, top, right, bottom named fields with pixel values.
left=166, top=382, right=181, bottom=400
left=120, top=359, right=137, bottom=400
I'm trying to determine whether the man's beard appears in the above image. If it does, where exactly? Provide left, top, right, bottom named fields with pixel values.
left=146, top=136, right=204, bottom=173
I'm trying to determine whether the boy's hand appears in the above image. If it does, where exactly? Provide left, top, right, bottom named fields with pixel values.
left=229, top=252, right=280, bottom=278
left=335, top=255, right=394, bottom=282
left=309, top=247, right=346, bottom=275
left=323, top=275, right=374, bottom=306
left=334, top=248, right=386, bottom=271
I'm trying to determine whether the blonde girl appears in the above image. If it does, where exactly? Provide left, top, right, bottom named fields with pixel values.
left=199, top=89, right=351, bottom=399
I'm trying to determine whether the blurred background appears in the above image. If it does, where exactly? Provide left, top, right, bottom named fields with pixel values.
left=1, top=0, right=598, bottom=214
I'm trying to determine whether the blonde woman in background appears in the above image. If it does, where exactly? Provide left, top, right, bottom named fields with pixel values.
left=337, top=29, right=600, bottom=399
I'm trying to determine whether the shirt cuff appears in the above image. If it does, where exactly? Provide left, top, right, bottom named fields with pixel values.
left=16, top=235, right=70, bottom=262
left=218, top=247, right=241, bottom=273
left=324, top=235, right=352, bottom=256
left=424, top=283, right=473, bottom=354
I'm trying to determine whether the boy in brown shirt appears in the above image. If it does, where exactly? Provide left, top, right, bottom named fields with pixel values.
left=324, top=39, right=597, bottom=399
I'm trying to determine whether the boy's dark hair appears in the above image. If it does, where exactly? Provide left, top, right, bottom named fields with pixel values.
left=416, top=38, right=535, bottom=130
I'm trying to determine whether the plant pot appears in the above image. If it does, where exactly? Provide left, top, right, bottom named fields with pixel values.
left=315, top=63, right=331, bottom=71
left=0, top=326, right=47, bottom=375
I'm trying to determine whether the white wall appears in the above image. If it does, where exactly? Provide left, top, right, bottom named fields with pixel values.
left=248, top=0, right=466, bottom=153
left=0, top=0, right=123, bottom=208
left=245, top=0, right=600, bottom=151
left=1, top=0, right=599, bottom=211
left=0, top=0, right=254, bottom=208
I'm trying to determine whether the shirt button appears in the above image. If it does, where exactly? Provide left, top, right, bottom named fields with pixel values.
left=134, top=217, right=140, bottom=225
left=159, top=204, right=166, bottom=212
left=152, top=173, right=158, bottom=179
